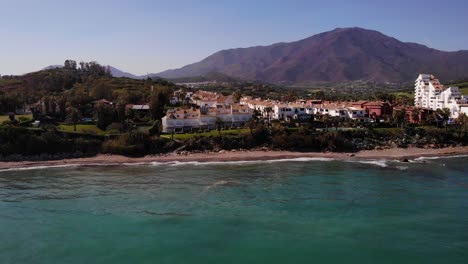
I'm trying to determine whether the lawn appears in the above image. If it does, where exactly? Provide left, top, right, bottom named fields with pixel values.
left=392, top=91, right=413, bottom=98
left=459, top=87, right=468, bottom=95
left=57, top=124, right=108, bottom=135
left=0, top=114, right=33, bottom=123
left=160, top=128, right=251, bottom=139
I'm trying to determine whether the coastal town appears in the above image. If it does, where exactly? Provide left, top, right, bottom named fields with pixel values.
left=1, top=69, right=468, bottom=160
left=3, top=2, right=468, bottom=263
left=160, top=74, right=468, bottom=133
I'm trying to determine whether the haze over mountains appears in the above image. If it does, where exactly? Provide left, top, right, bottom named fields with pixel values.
left=156, top=27, right=468, bottom=84
left=41, top=27, right=468, bottom=84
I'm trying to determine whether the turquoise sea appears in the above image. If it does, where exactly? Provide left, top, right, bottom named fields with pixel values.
left=1, top=156, right=468, bottom=263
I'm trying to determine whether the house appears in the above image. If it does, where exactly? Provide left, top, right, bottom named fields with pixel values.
left=362, top=101, right=392, bottom=117
left=128, top=104, right=150, bottom=111
left=347, top=107, right=367, bottom=121
left=93, top=99, right=113, bottom=106
left=15, top=104, right=33, bottom=115
left=190, top=90, right=234, bottom=107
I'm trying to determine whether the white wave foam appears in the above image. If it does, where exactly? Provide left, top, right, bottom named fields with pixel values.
left=205, top=180, right=230, bottom=190
left=414, top=154, right=468, bottom=161
left=149, top=157, right=336, bottom=167
left=0, top=164, right=81, bottom=172
left=0, top=157, right=336, bottom=172
left=347, top=160, right=389, bottom=168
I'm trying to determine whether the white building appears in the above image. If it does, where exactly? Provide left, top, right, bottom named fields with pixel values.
left=188, top=90, right=235, bottom=108
left=161, top=104, right=253, bottom=133
left=414, top=74, right=468, bottom=118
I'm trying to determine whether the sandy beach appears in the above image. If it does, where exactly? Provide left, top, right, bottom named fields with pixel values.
left=0, top=146, right=467, bottom=170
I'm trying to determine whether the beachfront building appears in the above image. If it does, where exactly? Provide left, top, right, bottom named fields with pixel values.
left=271, top=103, right=312, bottom=121
left=161, top=104, right=253, bottom=133
left=414, top=74, right=468, bottom=118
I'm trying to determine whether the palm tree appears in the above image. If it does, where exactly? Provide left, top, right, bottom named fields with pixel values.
left=265, top=107, right=273, bottom=126
left=215, top=118, right=224, bottom=136
left=393, top=109, right=407, bottom=128
left=436, top=108, right=451, bottom=129
left=411, top=109, right=420, bottom=124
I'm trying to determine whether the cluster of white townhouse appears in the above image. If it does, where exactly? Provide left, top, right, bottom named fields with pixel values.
left=190, top=90, right=235, bottom=107
left=240, top=97, right=372, bottom=122
left=161, top=104, right=253, bottom=133
left=414, top=74, right=468, bottom=118
left=162, top=90, right=392, bottom=132
left=162, top=90, right=251, bottom=132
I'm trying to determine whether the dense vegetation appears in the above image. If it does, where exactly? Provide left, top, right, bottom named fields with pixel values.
left=0, top=60, right=175, bottom=114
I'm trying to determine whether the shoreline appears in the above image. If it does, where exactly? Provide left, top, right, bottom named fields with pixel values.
left=0, top=146, right=467, bottom=170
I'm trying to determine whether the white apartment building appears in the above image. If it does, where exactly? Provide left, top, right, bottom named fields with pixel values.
left=414, top=74, right=467, bottom=118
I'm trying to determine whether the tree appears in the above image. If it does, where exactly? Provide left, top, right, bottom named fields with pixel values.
left=7, top=113, right=18, bottom=125
left=64, top=60, right=77, bottom=70
left=149, top=91, right=169, bottom=120
left=457, top=113, right=468, bottom=133
left=246, top=118, right=257, bottom=135
left=411, top=109, right=420, bottom=124
left=284, top=91, right=297, bottom=102
left=393, top=109, right=407, bottom=128
left=90, top=80, right=112, bottom=100
left=375, top=92, right=396, bottom=104
left=436, top=108, right=451, bottom=129
left=56, top=96, right=67, bottom=120
left=115, top=101, right=128, bottom=132
left=330, top=116, right=341, bottom=130
left=149, top=120, right=162, bottom=136
left=66, top=107, right=80, bottom=132
left=215, top=118, right=224, bottom=136
left=265, top=107, right=273, bottom=126
left=233, top=91, right=242, bottom=103
left=314, top=90, right=325, bottom=100
left=95, top=104, right=114, bottom=130
left=322, top=114, right=332, bottom=131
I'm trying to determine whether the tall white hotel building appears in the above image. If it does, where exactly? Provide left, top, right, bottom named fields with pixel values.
left=414, top=74, right=468, bottom=118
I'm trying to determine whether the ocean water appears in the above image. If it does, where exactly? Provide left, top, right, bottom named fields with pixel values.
left=1, top=157, right=468, bottom=263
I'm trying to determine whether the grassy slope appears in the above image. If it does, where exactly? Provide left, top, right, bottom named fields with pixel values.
left=57, top=124, right=107, bottom=135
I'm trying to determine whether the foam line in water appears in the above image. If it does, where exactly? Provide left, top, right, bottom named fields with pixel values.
left=0, top=164, right=82, bottom=172
left=346, top=160, right=389, bottom=168
left=413, top=154, right=468, bottom=161
left=150, top=157, right=336, bottom=167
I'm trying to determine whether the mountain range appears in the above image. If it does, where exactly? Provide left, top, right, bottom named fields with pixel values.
left=155, top=27, right=468, bottom=84
left=41, top=27, right=468, bottom=84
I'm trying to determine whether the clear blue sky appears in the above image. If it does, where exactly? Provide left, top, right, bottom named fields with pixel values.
left=1, top=0, right=467, bottom=75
